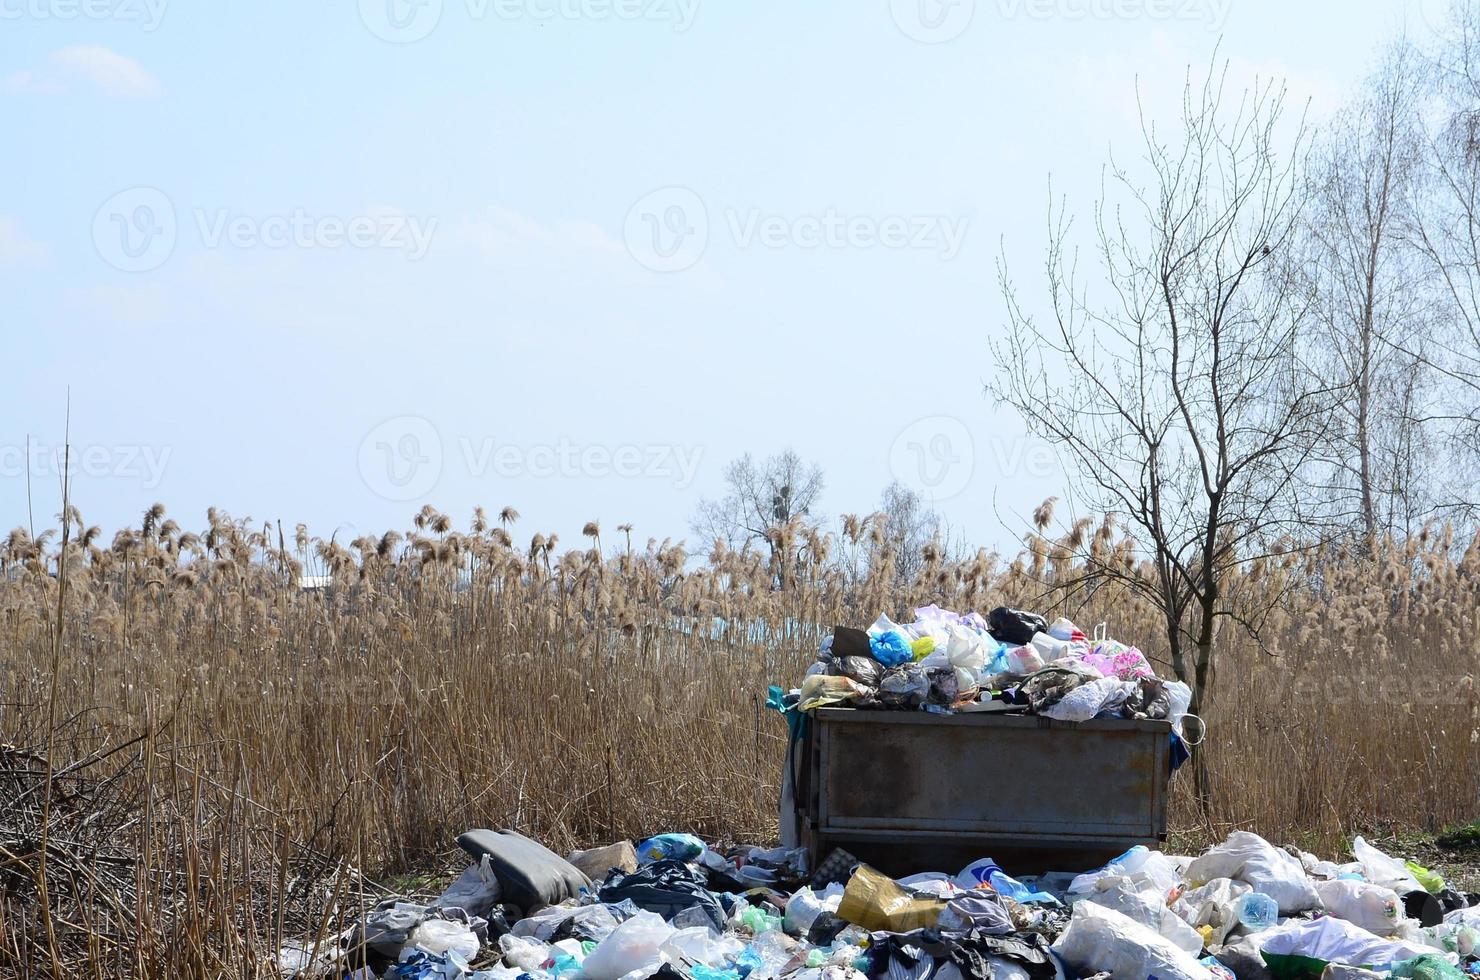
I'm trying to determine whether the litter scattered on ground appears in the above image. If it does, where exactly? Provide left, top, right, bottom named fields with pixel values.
left=277, top=829, right=1480, bottom=980
left=273, top=604, right=1475, bottom=979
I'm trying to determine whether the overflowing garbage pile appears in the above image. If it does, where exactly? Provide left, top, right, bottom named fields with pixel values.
left=278, top=829, right=1479, bottom=980
left=796, top=605, right=1195, bottom=730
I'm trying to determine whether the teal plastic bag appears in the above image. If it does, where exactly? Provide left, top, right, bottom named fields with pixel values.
left=635, top=833, right=706, bottom=864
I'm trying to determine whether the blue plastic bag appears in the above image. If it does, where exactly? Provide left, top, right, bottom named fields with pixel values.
left=869, top=630, right=914, bottom=667
left=957, top=857, right=1061, bottom=905
left=635, top=833, right=706, bottom=865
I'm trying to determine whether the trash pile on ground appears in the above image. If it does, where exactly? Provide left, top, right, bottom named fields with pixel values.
left=278, top=829, right=1480, bottom=980
left=796, top=605, right=1197, bottom=732
left=271, top=607, right=1471, bottom=980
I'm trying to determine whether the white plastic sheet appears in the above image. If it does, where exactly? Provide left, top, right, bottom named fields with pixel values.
left=1174, top=877, right=1252, bottom=946
left=432, top=856, right=503, bottom=919
left=1257, top=915, right=1433, bottom=967
left=581, top=911, right=675, bottom=980
left=1039, top=676, right=1123, bottom=722
left=1071, top=875, right=1205, bottom=954
left=1052, top=900, right=1215, bottom=980
left=1185, top=831, right=1322, bottom=913
left=1314, top=879, right=1405, bottom=935
left=1069, top=845, right=1183, bottom=900
left=659, top=926, right=744, bottom=968
left=1352, top=837, right=1424, bottom=894
left=409, top=919, right=480, bottom=960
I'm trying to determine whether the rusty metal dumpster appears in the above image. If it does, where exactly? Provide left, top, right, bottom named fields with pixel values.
left=794, top=706, right=1171, bottom=877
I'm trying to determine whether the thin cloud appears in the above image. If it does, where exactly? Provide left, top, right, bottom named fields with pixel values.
left=4, top=46, right=162, bottom=99
left=51, top=45, right=163, bottom=99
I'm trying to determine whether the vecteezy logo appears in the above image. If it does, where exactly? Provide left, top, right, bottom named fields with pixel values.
left=92, top=187, right=177, bottom=272
left=359, top=0, right=443, bottom=42
left=358, top=416, right=443, bottom=501
left=889, top=415, right=974, bottom=500
left=624, top=186, right=708, bottom=272
left=889, top=0, right=974, bottom=42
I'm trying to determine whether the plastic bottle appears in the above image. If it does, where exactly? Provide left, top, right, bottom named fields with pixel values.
left=1236, top=892, right=1279, bottom=931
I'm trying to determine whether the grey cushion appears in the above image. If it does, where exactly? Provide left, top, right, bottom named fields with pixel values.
left=456, top=829, right=592, bottom=912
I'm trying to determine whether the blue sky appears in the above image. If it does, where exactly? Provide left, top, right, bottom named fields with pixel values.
left=0, top=0, right=1439, bottom=554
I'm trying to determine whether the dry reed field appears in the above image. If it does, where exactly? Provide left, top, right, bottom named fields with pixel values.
left=1, top=503, right=1478, bottom=977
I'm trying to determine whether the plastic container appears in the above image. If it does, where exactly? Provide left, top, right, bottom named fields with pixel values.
left=1236, top=892, right=1279, bottom=931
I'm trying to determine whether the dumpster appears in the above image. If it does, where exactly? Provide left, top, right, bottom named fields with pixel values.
left=792, top=706, right=1171, bottom=877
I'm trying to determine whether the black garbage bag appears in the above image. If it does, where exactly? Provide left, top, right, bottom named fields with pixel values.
left=986, top=607, right=1047, bottom=646
left=836, top=655, right=884, bottom=688
left=1437, top=887, right=1469, bottom=913
left=1402, top=889, right=1445, bottom=927
left=484, top=906, right=514, bottom=942
left=806, top=911, right=849, bottom=945
left=597, top=860, right=727, bottom=932
left=865, top=935, right=937, bottom=980
left=831, top=626, right=873, bottom=659
left=877, top=664, right=929, bottom=709
left=942, top=929, right=1056, bottom=980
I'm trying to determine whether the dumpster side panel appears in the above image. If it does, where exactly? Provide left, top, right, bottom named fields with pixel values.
left=806, top=709, right=1171, bottom=873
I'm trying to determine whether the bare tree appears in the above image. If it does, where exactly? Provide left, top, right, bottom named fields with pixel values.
left=691, top=449, right=825, bottom=562
left=994, top=65, right=1336, bottom=727
left=1298, top=40, right=1436, bottom=541
left=875, top=480, right=942, bottom=584
left=1406, top=1, right=1480, bottom=511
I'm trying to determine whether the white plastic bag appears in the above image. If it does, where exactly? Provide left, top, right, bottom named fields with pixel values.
left=1029, top=632, right=1072, bottom=664
left=1314, top=879, right=1404, bottom=935
left=511, top=904, right=580, bottom=941
left=432, top=856, right=504, bottom=918
left=1186, top=831, right=1321, bottom=913
left=1052, top=900, right=1214, bottom=980
left=783, top=884, right=843, bottom=936
left=1256, top=915, right=1432, bottom=966
left=498, top=934, right=554, bottom=972
left=945, top=625, right=989, bottom=669
left=1068, top=845, right=1181, bottom=900
left=1047, top=618, right=1080, bottom=641
left=868, top=614, right=901, bottom=636
left=1165, top=681, right=1193, bottom=735
left=409, top=918, right=479, bottom=961
left=1173, top=877, right=1251, bottom=946
left=1119, top=847, right=1186, bottom=898
left=659, top=926, right=744, bottom=968
left=1006, top=646, right=1045, bottom=674
left=1292, top=849, right=1346, bottom=881
left=1040, top=676, right=1122, bottom=722
left=1074, top=876, right=1204, bottom=954
left=1446, top=906, right=1480, bottom=927
left=581, top=910, right=674, bottom=980
left=276, top=938, right=345, bottom=978
left=784, top=886, right=826, bottom=936
left=1352, top=837, right=1424, bottom=894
